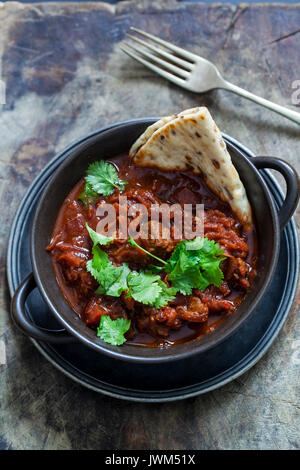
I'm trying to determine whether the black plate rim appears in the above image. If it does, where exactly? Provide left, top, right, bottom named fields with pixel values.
left=7, top=124, right=300, bottom=402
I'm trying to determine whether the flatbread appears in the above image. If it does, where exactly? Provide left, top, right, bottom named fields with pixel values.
left=130, top=108, right=199, bottom=157
left=129, top=107, right=252, bottom=227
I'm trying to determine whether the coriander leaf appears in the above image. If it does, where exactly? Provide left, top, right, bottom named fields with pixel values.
left=86, top=246, right=128, bottom=295
left=127, top=237, right=226, bottom=295
left=93, top=264, right=129, bottom=296
left=86, top=226, right=128, bottom=296
left=152, top=280, right=177, bottom=308
left=86, top=223, right=114, bottom=246
left=201, top=263, right=224, bottom=289
left=127, top=271, right=162, bottom=305
left=165, top=243, right=190, bottom=273
left=94, top=284, right=106, bottom=295
left=164, top=237, right=225, bottom=294
left=97, top=316, right=131, bottom=346
left=86, top=250, right=114, bottom=289
left=194, top=238, right=226, bottom=287
left=105, top=263, right=131, bottom=297
left=87, top=245, right=110, bottom=275
left=199, top=237, right=225, bottom=258
left=78, top=183, right=98, bottom=207
left=185, top=237, right=204, bottom=251
left=168, top=268, right=201, bottom=295
left=85, top=161, right=127, bottom=196
left=92, top=245, right=110, bottom=267
left=127, top=271, right=176, bottom=308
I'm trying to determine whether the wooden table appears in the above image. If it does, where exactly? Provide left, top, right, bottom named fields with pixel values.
left=0, top=1, right=299, bottom=450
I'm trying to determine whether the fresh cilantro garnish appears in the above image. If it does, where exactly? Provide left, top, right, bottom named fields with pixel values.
left=152, top=280, right=177, bottom=308
left=166, top=238, right=225, bottom=293
left=87, top=245, right=130, bottom=297
left=126, top=272, right=176, bottom=307
left=86, top=238, right=175, bottom=312
left=104, top=264, right=131, bottom=297
left=86, top=231, right=225, bottom=347
left=191, top=237, right=226, bottom=287
left=78, top=161, right=127, bottom=206
left=87, top=248, right=176, bottom=308
left=97, top=316, right=131, bottom=346
left=128, top=236, right=226, bottom=295
left=87, top=234, right=225, bottom=304
left=127, top=271, right=161, bottom=304
left=78, top=183, right=99, bottom=207
left=85, top=223, right=114, bottom=246
left=85, top=161, right=127, bottom=196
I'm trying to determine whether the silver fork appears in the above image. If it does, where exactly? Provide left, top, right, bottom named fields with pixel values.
left=121, top=27, right=300, bottom=125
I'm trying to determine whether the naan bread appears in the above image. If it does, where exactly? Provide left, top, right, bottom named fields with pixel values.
left=130, top=108, right=199, bottom=157
left=129, top=107, right=252, bottom=227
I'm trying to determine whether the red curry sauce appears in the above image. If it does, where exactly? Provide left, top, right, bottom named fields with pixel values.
left=46, top=154, right=257, bottom=348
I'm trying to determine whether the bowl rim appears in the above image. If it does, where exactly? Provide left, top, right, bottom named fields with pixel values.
left=30, top=118, right=280, bottom=363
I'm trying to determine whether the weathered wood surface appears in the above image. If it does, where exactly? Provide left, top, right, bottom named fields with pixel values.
left=0, top=0, right=299, bottom=450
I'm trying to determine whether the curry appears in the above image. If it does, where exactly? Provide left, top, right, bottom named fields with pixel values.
left=46, top=153, right=257, bottom=348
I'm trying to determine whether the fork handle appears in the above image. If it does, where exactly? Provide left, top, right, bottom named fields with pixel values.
left=222, top=81, right=300, bottom=125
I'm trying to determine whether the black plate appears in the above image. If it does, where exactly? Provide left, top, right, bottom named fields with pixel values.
left=7, top=124, right=299, bottom=402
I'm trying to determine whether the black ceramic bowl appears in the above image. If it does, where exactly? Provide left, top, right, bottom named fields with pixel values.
left=11, top=119, right=300, bottom=363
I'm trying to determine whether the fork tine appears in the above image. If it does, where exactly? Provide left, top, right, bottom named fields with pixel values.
left=120, top=45, right=186, bottom=87
left=123, top=42, right=189, bottom=79
left=126, top=33, right=193, bottom=70
left=130, top=27, right=198, bottom=63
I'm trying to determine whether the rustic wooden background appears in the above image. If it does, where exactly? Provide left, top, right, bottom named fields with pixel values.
left=0, top=0, right=299, bottom=450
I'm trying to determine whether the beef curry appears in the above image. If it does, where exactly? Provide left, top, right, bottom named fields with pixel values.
left=46, top=154, right=257, bottom=348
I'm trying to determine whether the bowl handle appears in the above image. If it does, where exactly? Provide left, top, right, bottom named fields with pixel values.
left=252, top=157, right=300, bottom=231
left=11, top=273, right=76, bottom=343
